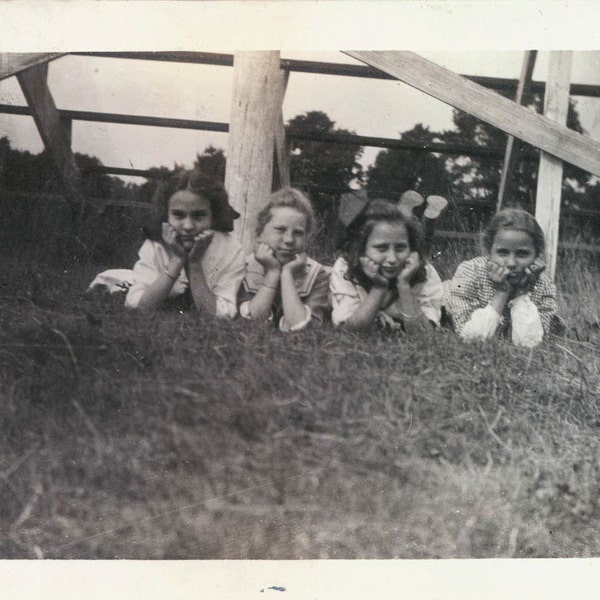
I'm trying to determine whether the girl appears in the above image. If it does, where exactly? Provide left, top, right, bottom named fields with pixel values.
left=124, top=168, right=244, bottom=317
left=330, top=199, right=443, bottom=332
left=443, top=208, right=561, bottom=347
left=238, top=187, right=330, bottom=332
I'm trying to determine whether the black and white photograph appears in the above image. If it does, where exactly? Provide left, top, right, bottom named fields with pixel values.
left=2, top=1, right=600, bottom=598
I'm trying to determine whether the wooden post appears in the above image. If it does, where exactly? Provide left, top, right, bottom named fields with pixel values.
left=17, top=63, right=83, bottom=208
left=535, top=52, right=572, bottom=280
left=225, top=52, right=286, bottom=254
left=273, top=69, right=291, bottom=189
left=497, top=50, right=537, bottom=211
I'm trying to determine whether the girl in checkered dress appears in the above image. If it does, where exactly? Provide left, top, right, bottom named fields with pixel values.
left=443, top=209, right=562, bottom=347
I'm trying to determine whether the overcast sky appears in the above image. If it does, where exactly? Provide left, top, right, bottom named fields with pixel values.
left=3, top=50, right=600, bottom=181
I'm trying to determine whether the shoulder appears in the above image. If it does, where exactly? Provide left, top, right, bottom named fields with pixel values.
left=137, top=238, right=166, bottom=260
left=454, top=256, right=487, bottom=277
left=423, top=262, right=442, bottom=283
left=208, top=231, right=243, bottom=255
left=332, top=256, right=349, bottom=276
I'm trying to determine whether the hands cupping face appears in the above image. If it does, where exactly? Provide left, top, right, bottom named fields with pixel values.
left=255, top=242, right=282, bottom=272
left=398, top=252, right=421, bottom=283
left=282, top=251, right=307, bottom=277
left=187, top=229, right=215, bottom=262
left=360, top=256, right=389, bottom=288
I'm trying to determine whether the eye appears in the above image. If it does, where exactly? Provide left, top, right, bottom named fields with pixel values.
left=395, top=244, right=408, bottom=251
left=190, top=211, right=208, bottom=219
left=169, top=210, right=185, bottom=218
left=495, top=249, right=508, bottom=255
left=516, top=250, right=533, bottom=258
left=293, top=229, right=305, bottom=236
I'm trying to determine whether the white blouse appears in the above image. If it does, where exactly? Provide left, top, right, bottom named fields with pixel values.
left=330, top=257, right=443, bottom=327
left=124, top=232, right=245, bottom=318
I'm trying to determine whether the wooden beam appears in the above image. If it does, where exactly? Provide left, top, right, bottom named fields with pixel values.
left=16, top=63, right=83, bottom=207
left=0, top=53, right=64, bottom=81
left=345, top=51, right=600, bottom=177
left=535, top=52, right=572, bottom=280
left=273, top=70, right=291, bottom=189
left=497, top=50, right=537, bottom=211
left=225, top=52, right=286, bottom=254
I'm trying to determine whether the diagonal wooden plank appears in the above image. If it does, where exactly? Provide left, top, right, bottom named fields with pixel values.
left=16, top=63, right=83, bottom=206
left=0, top=53, right=65, bottom=81
left=497, top=50, right=537, bottom=211
left=345, top=51, right=600, bottom=177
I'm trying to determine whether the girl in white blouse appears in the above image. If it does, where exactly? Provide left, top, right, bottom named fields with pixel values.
left=330, top=199, right=443, bottom=333
left=443, top=208, right=561, bottom=347
left=124, top=169, right=244, bottom=317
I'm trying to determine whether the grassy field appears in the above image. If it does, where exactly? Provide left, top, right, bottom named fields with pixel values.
left=1, top=228, right=600, bottom=559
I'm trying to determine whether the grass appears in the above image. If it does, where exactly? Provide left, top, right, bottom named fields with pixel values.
left=1, top=231, right=600, bottom=559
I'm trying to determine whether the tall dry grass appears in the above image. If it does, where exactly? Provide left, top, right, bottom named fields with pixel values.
left=1, top=225, right=600, bottom=558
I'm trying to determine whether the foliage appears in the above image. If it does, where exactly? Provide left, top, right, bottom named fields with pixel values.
left=287, top=111, right=364, bottom=193
left=366, top=124, right=453, bottom=200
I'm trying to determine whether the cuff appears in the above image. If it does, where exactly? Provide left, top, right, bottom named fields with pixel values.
left=279, top=305, right=312, bottom=333
left=509, top=294, right=544, bottom=348
left=460, top=304, right=501, bottom=341
left=239, top=300, right=273, bottom=322
left=215, top=297, right=237, bottom=320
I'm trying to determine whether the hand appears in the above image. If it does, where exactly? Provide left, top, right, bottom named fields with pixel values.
left=513, top=256, right=546, bottom=295
left=376, top=312, right=402, bottom=331
left=255, top=242, right=282, bottom=273
left=398, top=252, right=421, bottom=284
left=161, top=222, right=186, bottom=259
left=486, top=259, right=511, bottom=291
left=282, top=252, right=307, bottom=277
left=188, top=229, right=214, bottom=263
left=360, top=256, right=388, bottom=288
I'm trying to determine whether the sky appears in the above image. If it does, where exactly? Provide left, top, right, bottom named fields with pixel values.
left=3, top=50, right=600, bottom=182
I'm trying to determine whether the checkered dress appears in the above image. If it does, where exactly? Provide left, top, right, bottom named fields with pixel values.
left=443, top=256, right=560, bottom=338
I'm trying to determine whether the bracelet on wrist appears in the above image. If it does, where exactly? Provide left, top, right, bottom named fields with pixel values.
left=399, top=310, right=421, bottom=321
left=165, top=269, right=178, bottom=281
left=261, top=281, right=279, bottom=290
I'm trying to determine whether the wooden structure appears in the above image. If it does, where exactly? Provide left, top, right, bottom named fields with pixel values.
left=2, top=51, right=600, bottom=274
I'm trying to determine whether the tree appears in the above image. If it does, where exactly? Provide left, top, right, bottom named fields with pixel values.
left=366, top=124, right=452, bottom=200
left=287, top=111, right=364, bottom=192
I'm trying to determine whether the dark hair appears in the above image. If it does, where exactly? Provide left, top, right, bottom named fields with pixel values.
left=255, top=187, right=316, bottom=238
left=143, top=168, right=239, bottom=240
left=482, top=208, right=545, bottom=256
left=338, top=199, right=427, bottom=289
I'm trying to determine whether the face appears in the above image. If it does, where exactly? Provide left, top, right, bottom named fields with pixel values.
left=168, top=190, right=212, bottom=250
left=364, top=221, right=411, bottom=280
left=257, top=206, right=308, bottom=264
left=489, top=228, right=537, bottom=284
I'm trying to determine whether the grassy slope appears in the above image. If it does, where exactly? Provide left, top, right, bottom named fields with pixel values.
left=1, top=246, right=600, bottom=559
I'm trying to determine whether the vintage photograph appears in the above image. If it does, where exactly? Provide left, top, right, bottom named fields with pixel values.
left=2, top=1, right=600, bottom=597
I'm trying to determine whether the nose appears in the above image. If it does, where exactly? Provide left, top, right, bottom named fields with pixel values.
left=505, top=253, right=517, bottom=268
left=384, top=249, right=398, bottom=264
left=182, top=216, right=194, bottom=231
left=282, top=230, right=294, bottom=245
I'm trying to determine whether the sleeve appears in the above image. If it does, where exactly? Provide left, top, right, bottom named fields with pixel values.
left=533, top=276, right=561, bottom=336
left=237, top=283, right=274, bottom=322
left=413, top=264, right=443, bottom=326
left=125, top=241, right=164, bottom=308
left=330, top=260, right=364, bottom=327
left=210, top=240, right=246, bottom=319
left=444, top=260, right=495, bottom=336
left=460, top=305, right=502, bottom=342
left=278, top=266, right=331, bottom=333
left=509, top=294, right=544, bottom=348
